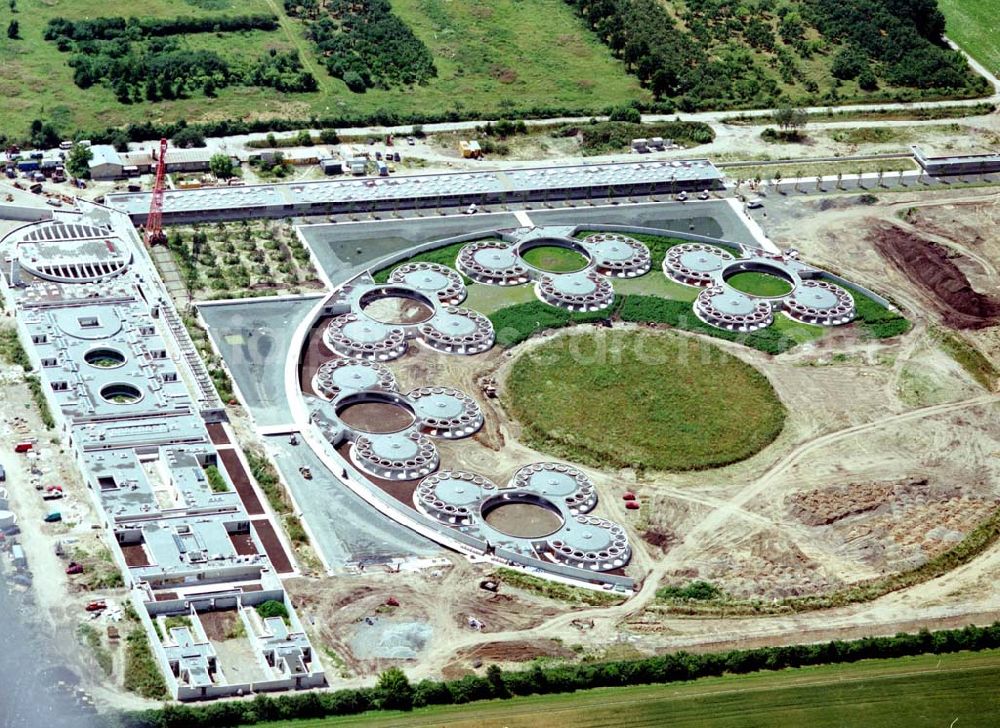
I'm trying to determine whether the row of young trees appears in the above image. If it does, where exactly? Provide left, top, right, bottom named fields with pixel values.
left=45, top=13, right=314, bottom=102
left=53, top=22, right=316, bottom=102
left=113, top=621, right=1000, bottom=727
left=286, top=0, right=436, bottom=91
left=44, top=14, right=279, bottom=43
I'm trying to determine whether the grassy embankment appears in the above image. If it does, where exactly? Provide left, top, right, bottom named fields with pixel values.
left=938, top=0, right=1000, bottom=74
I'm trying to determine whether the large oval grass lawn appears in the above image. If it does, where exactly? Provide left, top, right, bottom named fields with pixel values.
left=504, top=329, right=785, bottom=471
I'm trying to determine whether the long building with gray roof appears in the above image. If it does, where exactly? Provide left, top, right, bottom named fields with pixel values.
left=105, top=159, right=723, bottom=223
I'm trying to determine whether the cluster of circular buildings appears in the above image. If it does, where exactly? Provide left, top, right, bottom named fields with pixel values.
left=663, top=243, right=856, bottom=331
left=306, top=297, right=631, bottom=573
left=293, top=223, right=876, bottom=587
left=309, top=356, right=484, bottom=480
left=451, top=226, right=858, bottom=332
left=322, top=268, right=494, bottom=360
left=297, top=239, right=642, bottom=577
left=457, top=229, right=651, bottom=312
left=414, top=464, right=629, bottom=572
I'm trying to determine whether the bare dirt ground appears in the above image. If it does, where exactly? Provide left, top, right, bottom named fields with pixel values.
left=285, top=557, right=567, bottom=681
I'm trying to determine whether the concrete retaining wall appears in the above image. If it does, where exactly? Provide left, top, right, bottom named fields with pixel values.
left=0, top=204, right=53, bottom=223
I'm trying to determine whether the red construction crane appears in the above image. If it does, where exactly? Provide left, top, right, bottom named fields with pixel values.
left=144, top=137, right=168, bottom=246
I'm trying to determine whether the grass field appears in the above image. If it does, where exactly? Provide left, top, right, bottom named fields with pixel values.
left=939, top=0, right=1000, bottom=75
left=521, top=245, right=590, bottom=273
left=0, top=0, right=640, bottom=139
left=0, top=0, right=290, bottom=136
left=262, top=649, right=1000, bottom=728
left=504, top=329, right=785, bottom=471
left=726, top=271, right=794, bottom=297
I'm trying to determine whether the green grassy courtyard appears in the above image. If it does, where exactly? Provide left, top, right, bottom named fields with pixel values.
left=726, top=271, right=795, bottom=297
left=521, top=245, right=590, bottom=273
left=262, top=649, right=1000, bottom=728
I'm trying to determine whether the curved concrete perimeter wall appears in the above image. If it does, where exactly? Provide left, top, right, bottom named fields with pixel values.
left=284, top=288, right=635, bottom=591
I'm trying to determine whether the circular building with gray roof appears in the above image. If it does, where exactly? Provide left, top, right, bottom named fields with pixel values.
left=694, top=285, right=774, bottom=331
left=580, top=233, right=651, bottom=278
left=417, top=307, right=494, bottom=354
left=414, top=471, right=498, bottom=525
left=353, top=431, right=439, bottom=481
left=664, top=243, right=735, bottom=287
left=313, top=358, right=397, bottom=399
left=387, top=262, right=467, bottom=306
left=457, top=241, right=530, bottom=286
left=546, top=515, right=630, bottom=571
left=408, top=386, right=483, bottom=439
left=784, top=280, right=855, bottom=325
left=509, top=462, right=597, bottom=514
left=324, top=313, right=408, bottom=361
left=536, top=270, right=615, bottom=312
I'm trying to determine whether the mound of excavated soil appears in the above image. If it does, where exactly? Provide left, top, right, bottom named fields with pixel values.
left=455, top=639, right=575, bottom=664
left=871, top=224, right=1000, bottom=329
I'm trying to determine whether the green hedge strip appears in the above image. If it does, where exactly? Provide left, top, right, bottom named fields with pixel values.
left=114, top=621, right=1000, bottom=726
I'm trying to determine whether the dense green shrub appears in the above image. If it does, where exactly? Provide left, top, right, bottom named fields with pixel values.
left=24, top=375, right=55, bottom=429
left=607, top=105, right=641, bottom=123
left=203, top=464, right=228, bottom=493
left=255, top=600, right=289, bottom=622
left=0, top=328, right=31, bottom=370
left=617, top=296, right=799, bottom=354
left=245, top=447, right=289, bottom=514
left=489, top=301, right=617, bottom=348
left=375, top=668, right=414, bottom=711
left=803, top=0, right=979, bottom=91
left=123, top=629, right=169, bottom=700
left=657, top=580, right=723, bottom=601
left=558, top=120, right=715, bottom=155
left=850, top=291, right=911, bottom=338
left=44, top=14, right=279, bottom=42
left=563, top=0, right=985, bottom=110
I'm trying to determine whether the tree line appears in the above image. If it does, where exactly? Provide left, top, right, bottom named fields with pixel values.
left=44, top=14, right=279, bottom=43
left=562, top=0, right=985, bottom=111
left=802, top=0, right=979, bottom=91
left=286, top=0, right=436, bottom=91
left=112, top=621, right=1000, bottom=727
left=46, top=14, right=316, bottom=102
